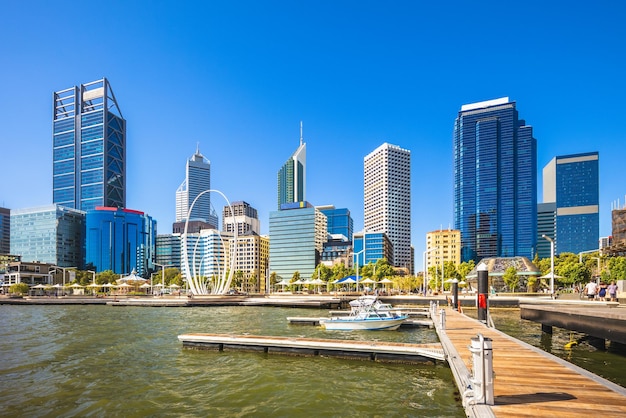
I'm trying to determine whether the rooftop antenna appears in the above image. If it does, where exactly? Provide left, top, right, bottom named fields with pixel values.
left=300, top=121, right=303, bottom=146
left=196, top=141, right=200, bottom=154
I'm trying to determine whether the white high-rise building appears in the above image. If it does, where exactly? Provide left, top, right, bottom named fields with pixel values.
left=364, top=143, right=411, bottom=270
left=175, top=146, right=218, bottom=227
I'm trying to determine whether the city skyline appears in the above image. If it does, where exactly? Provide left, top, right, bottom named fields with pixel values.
left=1, top=2, right=625, bottom=263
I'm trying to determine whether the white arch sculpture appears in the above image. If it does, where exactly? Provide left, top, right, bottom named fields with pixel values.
left=181, top=189, right=237, bottom=295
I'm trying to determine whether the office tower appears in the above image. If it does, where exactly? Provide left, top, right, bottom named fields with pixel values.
left=277, top=122, right=306, bottom=209
left=425, top=229, right=461, bottom=277
left=53, top=78, right=126, bottom=212
left=269, top=202, right=327, bottom=280
left=175, top=146, right=218, bottom=228
left=10, top=205, right=85, bottom=268
left=85, top=207, right=156, bottom=276
left=453, top=97, right=537, bottom=262
left=317, top=205, right=354, bottom=241
left=222, top=201, right=260, bottom=235
left=0, top=207, right=9, bottom=254
left=364, top=143, right=411, bottom=269
left=156, top=234, right=181, bottom=269
left=542, top=152, right=599, bottom=255
left=352, top=231, right=393, bottom=268
left=537, top=203, right=557, bottom=259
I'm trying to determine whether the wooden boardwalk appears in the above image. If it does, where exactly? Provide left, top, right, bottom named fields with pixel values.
left=435, top=307, right=626, bottom=418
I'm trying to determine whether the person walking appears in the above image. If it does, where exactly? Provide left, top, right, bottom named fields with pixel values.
left=584, top=280, right=598, bottom=300
left=598, top=282, right=608, bottom=301
left=607, top=281, right=618, bottom=302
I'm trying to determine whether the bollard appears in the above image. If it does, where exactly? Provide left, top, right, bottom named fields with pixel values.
left=451, top=279, right=459, bottom=311
left=469, top=334, right=494, bottom=405
left=476, top=263, right=489, bottom=324
left=439, top=309, right=446, bottom=330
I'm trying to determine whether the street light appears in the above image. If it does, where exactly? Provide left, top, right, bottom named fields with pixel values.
left=51, top=266, right=76, bottom=295
left=353, top=249, right=365, bottom=293
left=541, top=235, right=555, bottom=295
left=154, top=263, right=173, bottom=296
left=423, top=247, right=438, bottom=295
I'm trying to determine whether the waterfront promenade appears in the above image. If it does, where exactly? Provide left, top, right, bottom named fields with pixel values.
left=435, top=307, right=626, bottom=417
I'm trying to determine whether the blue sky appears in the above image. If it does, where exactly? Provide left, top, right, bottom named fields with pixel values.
left=1, top=1, right=625, bottom=268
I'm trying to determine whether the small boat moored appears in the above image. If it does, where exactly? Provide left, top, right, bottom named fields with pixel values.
left=321, top=296, right=408, bottom=331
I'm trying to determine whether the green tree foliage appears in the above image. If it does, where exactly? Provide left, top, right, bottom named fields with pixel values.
left=374, top=259, right=395, bottom=280
left=9, top=283, right=30, bottom=295
left=291, top=271, right=301, bottom=282
left=457, top=260, right=475, bottom=281
left=556, top=261, right=588, bottom=286
left=331, top=263, right=350, bottom=282
left=607, top=257, right=626, bottom=281
left=502, top=266, right=519, bottom=292
left=97, top=270, right=118, bottom=285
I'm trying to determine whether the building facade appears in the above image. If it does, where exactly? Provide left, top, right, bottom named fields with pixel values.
left=353, top=231, right=393, bottom=269
left=269, top=203, right=326, bottom=281
left=156, top=234, right=181, bottom=269
left=425, top=229, right=461, bottom=280
left=222, top=201, right=260, bottom=235
left=277, top=123, right=306, bottom=209
left=10, top=205, right=85, bottom=268
left=542, top=152, right=599, bottom=255
left=53, top=78, right=126, bottom=212
left=0, top=207, right=9, bottom=254
left=453, top=97, right=537, bottom=262
left=317, top=205, right=353, bottom=241
left=364, top=143, right=411, bottom=270
left=175, top=146, right=218, bottom=228
left=537, top=202, right=557, bottom=259
left=85, top=207, right=156, bottom=276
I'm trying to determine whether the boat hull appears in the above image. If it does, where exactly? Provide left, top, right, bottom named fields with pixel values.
left=321, top=316, right=407, bottom=331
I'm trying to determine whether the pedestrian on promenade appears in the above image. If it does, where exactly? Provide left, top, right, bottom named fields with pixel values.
left=607, top=281, right=618, bottom=302
left=598, top=282, right=608, bottom=301
left=584, top=280, right=598, bottom=300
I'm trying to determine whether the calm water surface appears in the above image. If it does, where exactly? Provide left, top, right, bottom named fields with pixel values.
left=0, top=305, right=464, bottom=417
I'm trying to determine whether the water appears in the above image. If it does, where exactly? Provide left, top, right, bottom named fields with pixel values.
left=0, top=305, right=464, bottom=417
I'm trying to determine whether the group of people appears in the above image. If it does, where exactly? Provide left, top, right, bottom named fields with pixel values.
left=582, top=280, right=618, bottom=301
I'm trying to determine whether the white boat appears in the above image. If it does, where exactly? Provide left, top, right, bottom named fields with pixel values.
left=321, top=296, right=408, bottom=331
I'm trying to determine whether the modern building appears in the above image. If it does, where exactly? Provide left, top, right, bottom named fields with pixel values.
left=222, top=201, right=260, bottom=235
left=425, top=229, right=461, bottom=278
left=10, top=205, right=85, bottom=268
left=537, top=202, right=557, bottom=259
left=53, top=78, right=126, bottom=212
left=156, top=234, right=181, bottom=269
left=85, top=207, right=156, bottom=276
left=3, top=261, right=55, bottom=287
left=0, top=207, right=9, bottom=254
left=317, top=205, right=353, bottom=240
left=542, top=152, right=599, bottom=255
left=230, top=232, right=270, bottom=294
left=321, top=234, right=352, bottom=267
left=364, top=143, right=411, bottom=270
left=453, top=97, right=537, bottom=262
left=353, top=231, right=393, bottom=269
left=175, top=146, right=218, bottom=228
left=269, top=202, right=326, bottom=281
left=277, top=122, right=306, bottom=209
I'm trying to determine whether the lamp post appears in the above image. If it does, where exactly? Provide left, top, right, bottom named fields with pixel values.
left=51, top=266, right=76, bottom=296
left=541, top=235, right=555, bottom=295
left=353, top=249, right=365, bottom=293
left=591, top=256, right=601, bottom=285
left=422, top=247, right=438, bottom=296
left=154, top=263, right=173, bottom=296
left=87, top=270, right=96, bottom=296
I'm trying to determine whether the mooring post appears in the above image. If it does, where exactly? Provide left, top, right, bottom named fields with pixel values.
left=440, top=309, right=446, bottom=330
left=469, top=333, right=494, bottom=405
left=477, top=262, right=489, bottom=324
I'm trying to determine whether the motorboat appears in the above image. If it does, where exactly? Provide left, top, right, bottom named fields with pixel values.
left=321, top=296, right=408, bottom=331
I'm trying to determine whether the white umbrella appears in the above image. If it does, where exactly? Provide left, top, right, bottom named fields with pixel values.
left=70, top=283, right=84, bottom=288
left=169, top=284, right=180, bottom=288
left=140, top=283, right=152, bottom=288
left=32, top=284, right=47, bottom=289
left=360, top=278, right=376, bottom=284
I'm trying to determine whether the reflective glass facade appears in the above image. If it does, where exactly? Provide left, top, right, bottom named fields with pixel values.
left=53, top=78, right=125, bottom=212
left=156, top=234, right=181, bottom=269
left=86, top=207, right=155, bottom=276
left=543, top=152, right=599, bottom=254
left=0, top=207, right=9, bottom=254
left=454, top=98, right=537, bottom=262
left=175, top=147, right=218, bottom=227
left=10, top=205, right=85, bottom=268
left=318, top=207, right=353, bottom=240
left=269, top=206, right=326, bottom=280
left=353, top=232, right=393, bottom=268
left=277, top=134, right=306, bottom=209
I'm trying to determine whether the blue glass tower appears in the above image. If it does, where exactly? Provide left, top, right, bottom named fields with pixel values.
left=542, top=152, right=599, bottom=254
left=454, top=98, right=537, bottom=262
left=277, top=122, right=306, bottom=209
left=318, top=206, right=353, bottom=240
left=53, top=78, right=125, bottom=212
left=86, top=207, right=155, bottom=276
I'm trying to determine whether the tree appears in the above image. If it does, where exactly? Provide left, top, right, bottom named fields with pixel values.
left=97, top=270, right=118, bottom=285
left=556, top=261, right=588, bottom=287
left=457, top=260, right=475, bottom=282
left=374, top=259, right=395, bottom=280
left=9, top=283, right=30, bottom=295
left=607, top=256, right=626, bottom=281
left=502, top=266, right=519, bottom=292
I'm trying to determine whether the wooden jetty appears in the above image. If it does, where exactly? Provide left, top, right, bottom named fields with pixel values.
left=178, top=333, right=445, bottom=363
left=520, top=304, right=626, bottom=345
left=434, top=307, right=626, bottom=417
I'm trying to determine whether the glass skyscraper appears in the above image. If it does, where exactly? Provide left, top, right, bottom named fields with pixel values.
left=317, top=206, right=353, bottom=240
left=53, top=78, right=126, bottom=212
left=542, top=152, right=599, bottom=255
left=0, top=207, right=9, bottom=254
left=364, top=143, right=411, bottom=270
left=175, top=146, right=218, bottom=228
left=277, top=122, right=306, bottom=209
left=454, top=97, right=537, bottom=262
left=85, top=207, right=155, bottom=276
